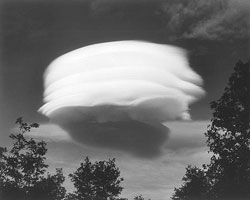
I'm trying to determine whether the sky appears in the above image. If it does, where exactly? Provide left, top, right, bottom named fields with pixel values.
left=0, top=0, right=249, bottom=199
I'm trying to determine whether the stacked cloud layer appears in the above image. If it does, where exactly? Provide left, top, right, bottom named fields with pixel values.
left=39, top=41, right=205, bottom=157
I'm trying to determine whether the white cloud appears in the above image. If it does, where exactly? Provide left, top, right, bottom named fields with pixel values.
left=25, top=123, right=71, bottom=142
left=38, top=41, right=204, bottom=157
left=40, top=41, right=204, bottom=121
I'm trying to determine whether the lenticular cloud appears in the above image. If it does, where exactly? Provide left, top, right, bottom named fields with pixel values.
left=39, top=41, right=205, bottom=157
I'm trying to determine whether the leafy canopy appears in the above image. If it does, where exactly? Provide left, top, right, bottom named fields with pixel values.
left=69, top=156, right=124, bottom=200
left=172, top=60, right=250, bottom=200
left=0, top=117, right=66, bottom=200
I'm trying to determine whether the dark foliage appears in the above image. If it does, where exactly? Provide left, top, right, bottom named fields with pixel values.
left=134, top=194, right=145, bottom=200
left=69, top=156, right=124, bottom=200
left=0, top=118, right=66, bottom=200
left=172, top=60, right=250, bottom=200
left=172, top=165, right=210, bottom=200
left=205, top=60, right=250, bottom=200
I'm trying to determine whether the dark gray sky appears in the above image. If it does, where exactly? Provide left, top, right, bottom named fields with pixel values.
left=0, top=0, right=249, bottom=199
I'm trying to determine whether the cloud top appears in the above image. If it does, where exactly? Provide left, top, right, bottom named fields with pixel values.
left=40, top=41, right=204, bottom=122
left=39, top=41, right=205, bottom=157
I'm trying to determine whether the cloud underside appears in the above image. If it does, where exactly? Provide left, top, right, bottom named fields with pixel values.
left=52, top=108, right=169, bottom=158
left=40, top=41, right=204, bottom=158
left=35, top=120, right=210, bottom=200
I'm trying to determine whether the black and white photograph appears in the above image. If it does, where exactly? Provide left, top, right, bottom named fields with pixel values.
left=0, top=0, right=249, bottom=200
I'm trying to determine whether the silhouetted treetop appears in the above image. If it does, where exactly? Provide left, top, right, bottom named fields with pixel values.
left=205, top=60, right=250, bottom=199
left=172, top=60, right=250, bottom=200
left=172, top=165, right=209, bottom=200
left=0, top=118, right=66, bottom=200
left=206, top=60, right=250, bottom=156
left=69, top=156, right=124, bottom=200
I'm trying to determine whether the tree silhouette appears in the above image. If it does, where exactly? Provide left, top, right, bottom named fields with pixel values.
left=69, top=156, right=124, bottom=200
left=0, top=118, right=66, bottom=200
left=172, top=60, right=250, bottom=200
left=205, top=60, right=250, bottom=199
left=172, top=165, right=210, bottom=200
